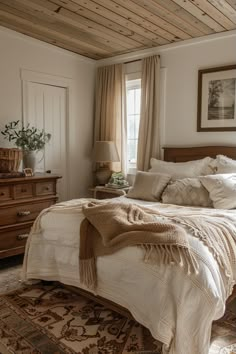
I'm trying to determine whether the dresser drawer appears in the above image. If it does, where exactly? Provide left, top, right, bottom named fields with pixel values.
left=0, top=185, right=12, bottom=201
left=36, top=181, right=54, bottom=196
left=0, top=174, right=60, bottom=258
left=0, top=200, right=53, bottom=226
left=0, top=224, right=31, bottom=252
left=14, top=183, right=33, bottom=199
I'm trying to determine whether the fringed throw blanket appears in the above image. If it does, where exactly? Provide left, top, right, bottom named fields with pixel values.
left=80, top=202, right=236, bottom=295
left=79, top=202, right=198, bottom=290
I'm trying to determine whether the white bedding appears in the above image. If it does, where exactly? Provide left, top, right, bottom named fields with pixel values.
left=22, top=197, right=236, bottom=354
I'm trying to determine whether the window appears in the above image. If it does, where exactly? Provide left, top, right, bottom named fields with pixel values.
left=126, top=78, right=141, bottom=169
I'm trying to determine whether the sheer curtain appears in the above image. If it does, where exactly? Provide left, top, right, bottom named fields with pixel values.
left=137, top=55, right=161, bottom=171
left=94, top=63, right=126, bottom=173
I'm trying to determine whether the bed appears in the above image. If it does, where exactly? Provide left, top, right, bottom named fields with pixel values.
left=22, top=146, right=236, bottom=354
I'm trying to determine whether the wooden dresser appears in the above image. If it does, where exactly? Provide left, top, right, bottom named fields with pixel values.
left=0, top=173, right=61, bottom=259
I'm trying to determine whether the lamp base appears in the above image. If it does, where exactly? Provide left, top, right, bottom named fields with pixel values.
left=95, top=167, right=112, bottom=185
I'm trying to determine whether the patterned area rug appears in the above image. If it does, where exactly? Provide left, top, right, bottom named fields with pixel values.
left=0, top=283, right=235, bottom=354
left=0, top=283, right=162, bottom=354
left=0, top=257, right=235, bottom=354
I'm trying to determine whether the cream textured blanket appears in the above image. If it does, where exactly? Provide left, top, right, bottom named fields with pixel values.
left=79, top=202, right=198, bottom=289
left=25, top=199, right=236, bottom=298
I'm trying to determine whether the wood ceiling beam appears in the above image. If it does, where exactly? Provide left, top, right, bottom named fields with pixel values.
left=0, top=0, right=124, bottom=54
left=0, top=10, right=103, bottom=58
left=51, top=0, right=168, bottom=46
left=88, top=0, right=184, bottom=43
left=151, top=0, right=215, bottom=35
left=0, top=5, right=119, bottom=58
left=130, top=0, right=205, bottom=37
left=18, top=0, right=144, bottom=50
left=111, top=0, right=192, bottom=40
left=208, top=0, right=236, bottom=23
left=226, top=0, right=236, bottom=10
left=171, top=0, right=226, bottom=31
left=0, top=20, right=101, bottom=58
left=189, top=0, right=236, bottom=29
left=49, top=0, right=164, bottom=47
left=0, top=0, right=234, bottom=60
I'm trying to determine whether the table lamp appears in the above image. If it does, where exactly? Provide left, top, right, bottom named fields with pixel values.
left=93, top=141, right=120, bottom=185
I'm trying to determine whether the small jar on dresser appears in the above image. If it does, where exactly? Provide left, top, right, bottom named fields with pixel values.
left=0, top=173, right=61, bottom=259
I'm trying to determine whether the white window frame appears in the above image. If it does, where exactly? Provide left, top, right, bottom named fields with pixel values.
left=125, top=73, right=141, bottom=172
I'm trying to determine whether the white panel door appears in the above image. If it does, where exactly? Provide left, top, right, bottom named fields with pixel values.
left=23, top=81, right=68, bottom=201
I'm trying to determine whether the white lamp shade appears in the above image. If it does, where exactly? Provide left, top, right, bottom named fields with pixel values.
left=93, top=141, right=120, bottom=162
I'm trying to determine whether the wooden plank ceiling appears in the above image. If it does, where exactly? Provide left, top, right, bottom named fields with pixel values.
left=0, top=0, right=235, bottom=60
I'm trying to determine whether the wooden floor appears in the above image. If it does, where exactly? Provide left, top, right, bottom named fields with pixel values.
left=0, top=255, right=24, bottom=294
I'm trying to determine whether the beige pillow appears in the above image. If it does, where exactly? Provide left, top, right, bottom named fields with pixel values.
left=149, top=156, right=214, bottom=179
left=126, top=171, right=171, bottom=202
left=200, top=174, right=236, bottom=209
left=162, top=178, right=212, bottom=207
left=212, top=155, right=236, bottom=174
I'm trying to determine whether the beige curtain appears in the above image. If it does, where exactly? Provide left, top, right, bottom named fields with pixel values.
left=137, top=55, right=161, bottom=171
left=94, top=64, right=126, bottom=173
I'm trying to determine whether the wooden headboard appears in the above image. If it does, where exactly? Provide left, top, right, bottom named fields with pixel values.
left=163, top=146, right=236, bottom=162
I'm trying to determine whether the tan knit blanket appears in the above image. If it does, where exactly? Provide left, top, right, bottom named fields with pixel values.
left=79, top=202, right=198, bottom=290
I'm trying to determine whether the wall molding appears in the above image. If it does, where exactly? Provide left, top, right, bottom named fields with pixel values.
left=97, top=29, right=236, bottom=67
left=21, top=68, right=73, bottom=87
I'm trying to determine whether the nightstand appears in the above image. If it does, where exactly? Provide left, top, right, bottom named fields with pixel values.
left=89, top=186, right=130, bottom=199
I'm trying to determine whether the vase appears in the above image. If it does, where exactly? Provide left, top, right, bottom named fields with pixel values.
left=23, top=151, right=36, bottom=171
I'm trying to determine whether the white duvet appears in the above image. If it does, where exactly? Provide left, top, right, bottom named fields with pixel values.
left=22, top=197, right=236, bottom=354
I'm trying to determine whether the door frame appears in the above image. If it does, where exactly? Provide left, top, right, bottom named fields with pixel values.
left=21, top=69, right=73, bottom=199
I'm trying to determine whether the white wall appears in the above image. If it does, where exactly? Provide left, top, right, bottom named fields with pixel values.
left=0, top=26, right=96, bottom=198
left=98, top=30, right=236, bottom=149
left=162, top=35, right=236, bottom=147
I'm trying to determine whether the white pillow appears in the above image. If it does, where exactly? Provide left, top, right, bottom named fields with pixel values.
left=200, top=174, right=236, bottom=209
left=126, top=171, right=171, bottom=202
left=162, top=177, right=212, bottom=207
left=149, top=156, right=214, bottom=179
left=212, top=155, right=236, bottom=174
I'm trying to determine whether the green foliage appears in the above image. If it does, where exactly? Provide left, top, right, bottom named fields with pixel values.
left=108, top=172, right=129, bottom=187
left=1, top=120, right=51, bottom=151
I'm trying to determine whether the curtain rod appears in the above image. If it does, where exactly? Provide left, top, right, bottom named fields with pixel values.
left=124, top=54, right=160, bottom=64
left=124, top=59, right=141, bottom=64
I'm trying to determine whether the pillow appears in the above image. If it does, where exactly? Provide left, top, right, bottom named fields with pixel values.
left=211, top=155, right=236, bottom=174
left=199, top=174, right=236, bottom=209
left=149, top=156, right=214, bottom=179
left=126, top=171, right=171, bottom=202
left=162, top=177, right=212, bottom=207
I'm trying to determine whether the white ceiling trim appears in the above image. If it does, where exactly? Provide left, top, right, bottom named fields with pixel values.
left=97, top=29, right=236, bottom=67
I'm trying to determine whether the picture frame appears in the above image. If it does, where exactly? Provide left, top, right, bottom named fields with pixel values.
left=23, top=168, right=33, bottom=177
left=197, top=64, right=236, bottom=132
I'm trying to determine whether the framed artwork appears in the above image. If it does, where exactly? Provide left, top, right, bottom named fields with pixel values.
left=23, top=168, right=33, bottom=177
left=197, top=65, right=236, bottom=131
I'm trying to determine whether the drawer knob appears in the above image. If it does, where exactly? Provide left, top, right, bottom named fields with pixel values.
left=17, top=233, right=29, bottom=240
left=44, top=187, right=49, bottom=191
left=0, top=192, right=4, bottom=196
left=17, top=211, right=31, bottom=217
left=21, top=188, right=27, bottom=193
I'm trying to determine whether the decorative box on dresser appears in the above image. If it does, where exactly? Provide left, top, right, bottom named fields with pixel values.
left=0, top=173, right=61, bottom=259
